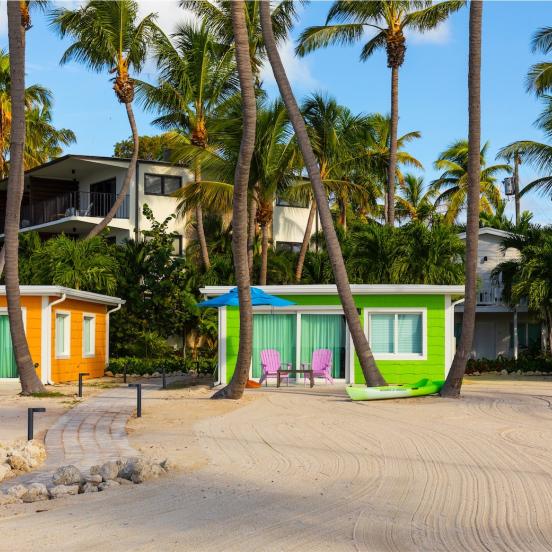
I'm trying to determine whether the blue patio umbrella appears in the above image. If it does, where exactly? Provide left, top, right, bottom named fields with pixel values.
left=198, top=287, right=295, bottom=307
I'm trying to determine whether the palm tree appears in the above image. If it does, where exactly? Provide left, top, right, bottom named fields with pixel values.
left=136, top=21, right=239, bottom=270
left=431, top=140, right=509, bottom=223
left=212, top=0, right=256, bottom=400
left=296, top=0, right=464, bottom=226
left=526, top=26, right=552, bottom=96
left=441, top=0, right=483, bottom=399
left=5, top=1, right=45, bottom=394
left=259, top=0, right=386, bottom=387
left=395, top=174, right=436, bottom=223
left=50, top=0, right=158, bottom=239
left=251, top=100, right=297, bottom=285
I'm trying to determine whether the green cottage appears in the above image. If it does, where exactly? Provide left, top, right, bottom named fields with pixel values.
left=200, top=285, right=465, bottom=385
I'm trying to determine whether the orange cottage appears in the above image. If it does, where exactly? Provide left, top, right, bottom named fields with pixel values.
left=0, top=286, right=124, bottom=384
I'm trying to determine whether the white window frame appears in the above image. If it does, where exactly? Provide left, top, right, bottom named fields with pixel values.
left=55, top=310, right=71, bottom=359
left=364, top=307, right=427, bottom=360
left=82, top=313, right=96, bottom=358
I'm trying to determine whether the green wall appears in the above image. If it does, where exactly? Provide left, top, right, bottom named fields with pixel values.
left=224, top=294, right=447, bottom=384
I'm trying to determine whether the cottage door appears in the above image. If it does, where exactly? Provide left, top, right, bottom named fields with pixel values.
left=0, top=315, right=17, bottom=378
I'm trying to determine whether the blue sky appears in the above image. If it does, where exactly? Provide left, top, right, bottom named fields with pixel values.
left=1, top=1, right=552, bottom=222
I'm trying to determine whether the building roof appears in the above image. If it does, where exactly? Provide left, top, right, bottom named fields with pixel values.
left=0, top=286, right=124, bottom=306
left=200, top=284, right=465, bottom=297
left=457, top=227, right=514, bottom=240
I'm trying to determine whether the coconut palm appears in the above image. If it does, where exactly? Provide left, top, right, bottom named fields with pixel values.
left=136, top=21, right=239, bottom=270
left=431, top=140, right=509, bottom=223
left=212, top=1, right=256, bottom=400
left=50, top=0, right=158, bottom=239
left=296, top=0, right=464, bottom=226
left=5, top=1, right=46, bottom=394
left=251, top=100, right=297, bottom=285
left=259, top=0, right=386, bottom=387
left=395, top=174, right=436, bottom=223
left=526, top=27, right=552, bottom=96
left=441, top=0, right=483, bottom=399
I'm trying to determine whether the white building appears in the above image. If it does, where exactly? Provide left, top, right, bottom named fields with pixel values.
left=0, top=155, right=308, bottom=253
left=455, top=227, right=541, bottom=359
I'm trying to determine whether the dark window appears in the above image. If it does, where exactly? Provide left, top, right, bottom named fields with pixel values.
left=144, top=173, right=182, bottom=196
left=276, top=196, right=309, bottom=208
left=276, top=241, right=302, bottom=254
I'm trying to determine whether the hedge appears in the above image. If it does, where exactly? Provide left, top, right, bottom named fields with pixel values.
left=466, top=355, right=552, bottom=374
left=108, top=356, right=217, bottom=376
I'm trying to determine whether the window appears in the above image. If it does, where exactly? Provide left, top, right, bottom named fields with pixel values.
left=83, top=315, right=96, bottom=357
left=144, top=173, right=182, bottom=196
left=367, top=311, right=425, bottom=358
left=275, top=241, right=302, bottom=254
left=172, top=235, right=183, bottom=257
left=55, top=313, right=70, bottom=358
left=510, top=322, right=541, bottom=350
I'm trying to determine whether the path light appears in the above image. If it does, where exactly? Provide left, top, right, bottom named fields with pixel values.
left=128, top=383, right=142, bottom=418
left=78, top=372, right=90, bottom=398
left=28, top=408, right=46, bottom=441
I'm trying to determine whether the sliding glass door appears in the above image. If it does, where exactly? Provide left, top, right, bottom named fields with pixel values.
left=252, top=314, right=296, bottom=378
left=300, top=314, right=346, bottom=378
left=0, top=315, right=17, bottom=378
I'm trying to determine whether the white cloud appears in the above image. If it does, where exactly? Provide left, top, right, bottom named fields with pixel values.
left=260, top=39, right=319, bottom=92
left=407, top=20, right=452, bottom=45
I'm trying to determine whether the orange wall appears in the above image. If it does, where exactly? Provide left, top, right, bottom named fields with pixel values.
left=0, top=296, right=43, bottom=380
left=50, top=298, right=107, bottom=382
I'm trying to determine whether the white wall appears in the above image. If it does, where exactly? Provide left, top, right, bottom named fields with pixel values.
left=475, top=233, right=520, bottom=291
left=272, top=205, right=315, bottom=246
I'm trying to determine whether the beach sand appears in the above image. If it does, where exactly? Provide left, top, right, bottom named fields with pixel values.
left=1, top=377, right=552, bottom=551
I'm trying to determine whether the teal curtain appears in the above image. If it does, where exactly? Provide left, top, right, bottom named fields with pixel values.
left=371, top=314, right=394, bottom=353
left=252, top=314, right=296, bottom=378
left=300, top=314, right=345, bottom=378
left=0, top=315, right=17, bottom=378
left=397, top=314, right=422, bottom=354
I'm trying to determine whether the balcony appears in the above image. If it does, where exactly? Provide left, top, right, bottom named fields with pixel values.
left=478, top=285, right=503, bottom=305
left=19, top=191, right=129, bottom=229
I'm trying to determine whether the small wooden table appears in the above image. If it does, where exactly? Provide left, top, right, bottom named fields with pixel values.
left=277, top=369, right=314, bottom=388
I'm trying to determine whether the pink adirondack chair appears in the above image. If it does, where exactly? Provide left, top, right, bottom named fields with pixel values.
left=259, top=349, right=291, bottom=386
left=310, top=349, right=334, bottom=384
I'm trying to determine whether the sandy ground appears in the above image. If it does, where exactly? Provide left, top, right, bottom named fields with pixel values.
left=2, top=377, right=552, bottom=551
left=0, top=379, right=113, bottom=442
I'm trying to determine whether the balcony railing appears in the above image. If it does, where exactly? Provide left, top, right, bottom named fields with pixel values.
left=20, top=191, right=129, bottom=228
left=478, top=285, right=503, bottom=305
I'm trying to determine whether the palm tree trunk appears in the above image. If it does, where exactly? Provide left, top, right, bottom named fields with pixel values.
left=295, top=200, right=316, bottom=282
left=6, top=2, right=44, bottom=394
left=247, top=189, right=257, bottom=276
left=386, top=66, right=399, bottom=227
left=194, top=164, right=211, bottom=270
left=260, top=1, right=385, bottom=387
left=441, top=0, right=483, bottom=398
left=86, top=102, right=138, bottom=239
left=0, top=246, right=5, bottom=276
left=212, top=0, right=256, bottom=400
left=259, top=222, right=269, bottom=285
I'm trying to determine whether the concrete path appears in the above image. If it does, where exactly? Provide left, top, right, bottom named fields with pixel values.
left=2, top=386, right=138, bottom=487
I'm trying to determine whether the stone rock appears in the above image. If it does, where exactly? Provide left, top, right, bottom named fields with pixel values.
left=115, top=373, right=123, bottom=378
left=98, top=480, right=120, bottom=491
left=85, top=474, right=103, bottom=485
left=8, top=453, right=30, bottom=472
left=100, top=461, right=120, bottom=482
left=82, top=482, right=99, bottom=493
left=0, top=463, right=12, bottom=482
left=21, top=441, right=46, bottom=468
left=526, top=371, right=535, bottom=376
left=472, top=371, right=480, bottom=376
left=7, top=484, right=28, bottom=499
left=48, top=484, right=80, bottom=499
left=105, top=370, right=114, bottom=377
left=535, top=370, right=543, bottom=376
left=151, top=371, right=161, bottom=378
left=0, top=492, right=21, bottom=505
left=52, top=465, right=82, bottom=486
left=117, top=457, right=140, bottom=480
left=89, top=465, right=101, bottom=476
left=516, top=370, right=522, bottom=376
left=21, top=483, right=49, bottom=503
left=500, top=369, right=508, bottom=376
left=115, top=477, right=133, bottom=486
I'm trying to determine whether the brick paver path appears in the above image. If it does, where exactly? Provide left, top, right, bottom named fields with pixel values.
left=3, top=386, right=138, bottom=486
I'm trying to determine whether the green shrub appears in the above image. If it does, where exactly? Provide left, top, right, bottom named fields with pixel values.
left=466, top=354, right=552, bottom=374
left=108, top=356, right=217, bottom=376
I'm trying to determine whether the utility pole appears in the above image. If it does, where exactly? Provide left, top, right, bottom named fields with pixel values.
left=513, top=151, right=521, bottom=226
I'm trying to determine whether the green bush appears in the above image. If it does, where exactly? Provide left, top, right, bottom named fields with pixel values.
left=466, top=354, right=552, bottom=374
left=107, top=356, right=217, bottom=376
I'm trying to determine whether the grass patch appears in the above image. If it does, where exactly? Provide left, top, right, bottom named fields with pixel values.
left=30, top=391, right=67, bottom=398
